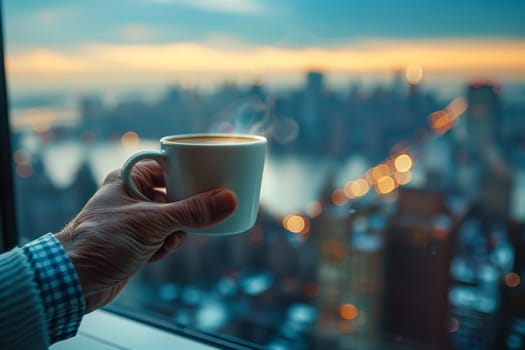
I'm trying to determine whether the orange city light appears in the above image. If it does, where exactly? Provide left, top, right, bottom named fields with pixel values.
left=505, top=273, right=521, bottom=288
left=429, top=110, right=453, bottom=134
left=394, top=171, right=412, bottom=185
left=394, top=154, right=413, bottom=172
left=339, top=304, right=359, bottom=320
left=306, top=201, right=323, bottom=218
left=16, top=163, right=33, bottom=178
left=429, top=96, right=468, bottom=134
left=332, top=243, right=349, bottom=258
left=371, top=164, right=390, bottom=182
left=376, top=176, right=396, bottom=194
left=13, top=149, right=31, bottom=164
left=303, top=283, right=318, bottom=298
left=344, top=178, right=370, bottom=198
left=405, top=65, right=423, bottom=84
left=332, top=189, right=348, bottom=206
left=121, top=131, right=140, bottom=148
left=446, top=97, right=468, bottom=118
left=283, top=214, right=307, bottom=234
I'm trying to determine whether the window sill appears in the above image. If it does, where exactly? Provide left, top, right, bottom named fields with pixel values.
left=50, top=309, right=219, bottom=350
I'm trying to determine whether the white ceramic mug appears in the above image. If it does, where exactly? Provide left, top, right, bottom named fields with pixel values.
left=121, top=133, right=267, bottom=235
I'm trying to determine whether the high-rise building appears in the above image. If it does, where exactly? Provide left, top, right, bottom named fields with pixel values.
left=314, top=205, right=352, bottom=348
left=478, top=164, right=513, bottom=222
left=465, top=82, right=502, bottom=154
left=382, top=189, right=459, bottom=347
left=79, top=95, right=105, bottom=133
left=448, top=244, right=501, bottom=349
left=314, top=205, right=388, bottom=349
left=391, top=69, right=405, bottom=99
left=339, top=232, right=385, bottom=350
left=302, top=71, right=325, bottom=148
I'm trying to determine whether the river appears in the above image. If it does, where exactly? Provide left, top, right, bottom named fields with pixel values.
left=34, top=139, right=371, bottom=215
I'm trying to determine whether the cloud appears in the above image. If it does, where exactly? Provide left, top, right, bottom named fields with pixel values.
left=149, top=0, right=266, bottom=15
left=6, top=49, right=100, bottom=74
left=6, top=38, right=525, bottom=89
left=119, top=24, right=157, bottom=41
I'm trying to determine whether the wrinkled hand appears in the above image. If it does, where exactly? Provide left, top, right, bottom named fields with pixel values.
left=56, top=162, right=237, bottom=313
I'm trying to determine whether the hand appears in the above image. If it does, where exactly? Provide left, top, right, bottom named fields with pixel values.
left=56, top=162, right=237, bottom=313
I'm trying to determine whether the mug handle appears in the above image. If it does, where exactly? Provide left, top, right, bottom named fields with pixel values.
left=121, top=150, right=168, bottom=201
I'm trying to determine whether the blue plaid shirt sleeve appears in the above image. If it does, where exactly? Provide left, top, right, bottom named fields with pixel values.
left=22, top=233, right=86, bottom=344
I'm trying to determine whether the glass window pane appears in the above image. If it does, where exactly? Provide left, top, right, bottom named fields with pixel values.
left=5, top=1, right=525, bottom=349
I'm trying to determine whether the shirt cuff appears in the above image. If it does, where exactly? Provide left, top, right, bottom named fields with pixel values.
left=22, top=233, right=86, bottom=343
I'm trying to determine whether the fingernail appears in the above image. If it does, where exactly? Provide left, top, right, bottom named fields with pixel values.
left=212, top=190, right=237, bottom=212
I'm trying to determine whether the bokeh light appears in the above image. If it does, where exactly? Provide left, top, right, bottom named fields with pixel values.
left=343, top=182, right=355, bottom=199
left=394, top=154, right=413, bottom=172
left=13, top=149, right=30, bottom=164
left=432, top=227, right=449, bottom=240
left=303, top=283, right=318, bottom=298
left=121, top=131, right=140, bottom=148
left=371, top=164, right=390, bottom=182
left=283, top=215, right=307, bottom=234
left=16, top=163, right=33, bottom=178
left=448, top=318, right=460, bottom=333
left=394, top=171, right=412, bottom=185
left=364, top=169, right=375, bottom=184
left=428, top=97, right=468, bottom=135
left=446, top=97, right=468, bottom=118
left=332, top=189, right=348, bottom=206
left=306, top=201, right=323, bottom=218
left=333, top=243, right=349, bottom=258
left=429, top=110, right=453, bottom=134
left=376, top=176, right=396, bottom=194
left=339, top=304, right=359, bottom=320
left=344, top=178, right=370, bottom=198
left=505, top=273, right=521, bottom=288
left=405, top=65, right=423, bottom=84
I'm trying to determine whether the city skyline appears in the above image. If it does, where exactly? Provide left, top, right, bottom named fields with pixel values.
left=9, top=61, right=525, bottom=349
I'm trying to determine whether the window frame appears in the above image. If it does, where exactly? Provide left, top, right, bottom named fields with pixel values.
left=0, top=3, right=17, bottom=252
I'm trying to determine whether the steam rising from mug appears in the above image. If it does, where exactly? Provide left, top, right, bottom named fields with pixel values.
left=210, top=97, right=299, bottom=144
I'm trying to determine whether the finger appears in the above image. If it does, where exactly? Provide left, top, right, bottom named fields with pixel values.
left=103, top=169, right=122, bottom=186
left=118, top=162, right=166, bottom=200
left=148, top=231, right=187, bottom=263
left=104, top=162, right=165, bottom=191
left=151, top=188, right=168, bottom=203
left=131, top=162, right=166, bottom=192
left=156, top=189, right=237, bottom=231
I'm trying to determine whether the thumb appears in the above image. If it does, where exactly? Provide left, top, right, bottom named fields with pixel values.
left=160, top=189, right=237, bottom=231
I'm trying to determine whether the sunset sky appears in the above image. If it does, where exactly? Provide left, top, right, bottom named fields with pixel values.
left=3, top=0, right=525, bottom=94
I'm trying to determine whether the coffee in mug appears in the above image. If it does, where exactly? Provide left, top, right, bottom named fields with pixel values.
left=171, top=135, right=256, bottom=145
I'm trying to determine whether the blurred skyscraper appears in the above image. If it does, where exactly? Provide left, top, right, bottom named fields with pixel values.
left=302, top=71, right=325, bottom=149
left=465, top=82, right=502, bottom=155
left=339, top=231, right=385, bottom=350
left=382, top=189, right=459, bottom=347
left=315, top=205, right=352, bottom=348
left=391, top=69, right=405, bottom=100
